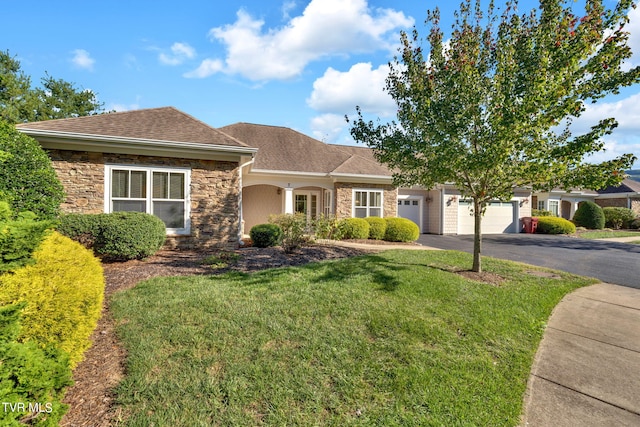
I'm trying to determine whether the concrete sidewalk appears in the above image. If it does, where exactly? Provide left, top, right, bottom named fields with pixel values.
left=596, top=236, right=640, bottom=243
left=522, top=283, right=640, bottom=426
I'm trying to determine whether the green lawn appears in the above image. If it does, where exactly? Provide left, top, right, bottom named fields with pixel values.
left=111, top=250, right=597, bottom=427
left=577, top=230, right=639, bottom=239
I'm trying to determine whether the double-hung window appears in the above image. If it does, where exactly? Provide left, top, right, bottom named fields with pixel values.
left=106, top=165, right=190, bottom=234
left=353, top=189, right=383, bottom=218
left=548, top=200, right=559, bottom=217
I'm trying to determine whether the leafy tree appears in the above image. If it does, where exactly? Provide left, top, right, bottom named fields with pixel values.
left=0, top=50, right=104, bottom=123
left=349, top=0, right=639, bottom=272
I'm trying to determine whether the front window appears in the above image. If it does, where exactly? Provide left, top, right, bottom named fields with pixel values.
left=353, top=190, right=383, bottom=218
left=106, top=165, right=190, bottom=234
left=548, top=200, right=559, bottom=217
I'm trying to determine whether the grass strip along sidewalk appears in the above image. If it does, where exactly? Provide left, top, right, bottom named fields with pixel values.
left=111, top=250, right=596, bottom=426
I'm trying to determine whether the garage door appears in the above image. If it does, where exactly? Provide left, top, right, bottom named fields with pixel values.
left=458, top=200, right=516, bottom=234
left=398, top=198, right=421, bottom=231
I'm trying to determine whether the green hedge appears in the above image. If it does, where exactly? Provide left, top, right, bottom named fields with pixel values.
left=58, top=212, right=166, bottom=261
left=535, top=217, right=576, bottom=234
left=384, top=217, right=420, bottom=242
left=250, top=223, right=283, bottom=248
left=603, top=207, right=636, bottom=229
left=0, top=201, right=52, bottom=273
left=572, top=201, right=605, bottom=230
left=365, top=217, right=387, bottom=240
left=338, top=218, right=370, bottom=240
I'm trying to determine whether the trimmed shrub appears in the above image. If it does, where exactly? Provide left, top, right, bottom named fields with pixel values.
left=535, top=217, right=576, bottom=234
left=572, top=201, right=605, bottom=230
left=58, top=212, right=166, bottom=261
left=384, top=217, right=420, bottom=242
left=603, top=207, right=636, bottom=229
left=0, top=303, right=72, bottom=426
left=365, top=217, right=387, bottom=240
left=0, top=120, right=65, bottom=220
left=631, top=218, right=640, bottom=230
left=270, top=213, right=310, bottom=253
left=0, top=232, right=105, bottom=367
left=532, top=209, right=554, bottom=217
left=338, top=218, right=370, bottom=240
left=250, top=223, right=283, bottom=248
left=0, top=202, right=52, bottom=273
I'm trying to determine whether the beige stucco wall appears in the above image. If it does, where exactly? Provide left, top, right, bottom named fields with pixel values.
left=47, top=149, right=239, bottom=249
left=334, top=183, right=397, bottom=219
left=242, top=184, right=283, bottom=232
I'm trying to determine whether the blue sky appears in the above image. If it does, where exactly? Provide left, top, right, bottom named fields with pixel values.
left=3, top=0, right=640, bottom=167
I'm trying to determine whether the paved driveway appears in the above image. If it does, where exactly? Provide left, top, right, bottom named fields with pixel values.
left=417, top=234, right=640, bottom=289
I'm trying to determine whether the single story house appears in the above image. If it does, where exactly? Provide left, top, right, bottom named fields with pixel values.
left=533, top=178, right=640, bottom=220
left=17, top=107, right=532, bottom=249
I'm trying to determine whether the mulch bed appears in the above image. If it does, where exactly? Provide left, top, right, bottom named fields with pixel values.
left=60, top=244, right=375, bottom=427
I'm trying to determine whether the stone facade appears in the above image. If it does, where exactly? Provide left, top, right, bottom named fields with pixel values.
left=47, top=149, right=239, bottom=249
left=334, top=183, right=397, bottom=219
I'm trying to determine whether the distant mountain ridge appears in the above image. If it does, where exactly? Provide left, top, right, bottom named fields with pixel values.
left=627, top=170, right=640, bottom=182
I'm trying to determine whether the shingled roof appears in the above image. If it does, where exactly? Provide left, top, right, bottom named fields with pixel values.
left=219, top=122, right=392, bottom=177
left=598, top=178, right=640, bottom=194
left=16, top=107, right=248, bottom=148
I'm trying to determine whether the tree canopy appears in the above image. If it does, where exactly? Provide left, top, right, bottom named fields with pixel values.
left=0, top=50, right=104, bottom=124
left=349, top=0, right=639, bottom=272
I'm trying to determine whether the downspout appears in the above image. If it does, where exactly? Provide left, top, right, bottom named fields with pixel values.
left=440, top=186, right=445, bottom=235
left=238, top=157, right=255, bottom=245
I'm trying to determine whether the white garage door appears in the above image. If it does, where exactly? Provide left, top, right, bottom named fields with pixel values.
left=398, top=198, right=421, bottom=231
left=458, top=200, right=516, bottom=234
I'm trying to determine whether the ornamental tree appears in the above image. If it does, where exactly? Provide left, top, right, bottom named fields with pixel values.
left=349, top=0, right=639, bottom=272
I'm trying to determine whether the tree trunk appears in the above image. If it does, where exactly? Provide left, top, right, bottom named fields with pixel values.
left=472, top=198, right=483, bottom=273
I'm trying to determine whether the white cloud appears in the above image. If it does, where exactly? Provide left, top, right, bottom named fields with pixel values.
left=282, top=1, right=297, bottom=20
left=188, top=0, right=413, bottom=81
left=71, top=49, right=95, bottom=71
left=307, top=62, right=395, bottom=116
left=159, top=42, right=196, bottom=66
left=310, top=113, right=347, bottom=142
left=574, top=93, right=640, bottom=135
left=626, top=5, right=640, bottom=67
left=108, top=102, right=141, bottom=112
left=183, top=58, right=224, bottom=78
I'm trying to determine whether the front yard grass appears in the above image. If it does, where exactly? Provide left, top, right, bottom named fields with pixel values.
left=576, top=230, right=639, bottom=239
left=111, top=250, right=597, bottom=426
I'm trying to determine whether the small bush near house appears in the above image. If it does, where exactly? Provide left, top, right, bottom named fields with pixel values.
left=0, top=120, right=65, bottom=220
left=0, top=232, right=105, bottom=368
left=532, top=209, right=554, bottom=217
left=58, top=212, right=166, bottom=261
left=602, top=207, right=636, bottom=229
left=269, top=213, right=310, bottom=253
left=0, top=303, right=72, bottom=426
left=312, top=214, right=343, bottom=240
left=572, top=201, right=605, bottom=230
left=535, top=217, right=576, bottom=234
left=631, top=218, right=640, bottom=230
left=384, top=217, right=420, bottom=242
left=249, top=223, right=283, bottom=248
left=338, top=218, right=370, bottom=240
left=365, top=217, right=387, bottom=240
left=0, top=201, right=52, bottom=273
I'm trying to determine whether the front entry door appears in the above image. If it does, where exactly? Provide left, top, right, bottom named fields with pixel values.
left=294, top=192, right=319, bottom=221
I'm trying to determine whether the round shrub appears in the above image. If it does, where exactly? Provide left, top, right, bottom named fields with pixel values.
left=0, top=120, right=65, bottom=220
left=532, top=209, right=554, bottom=217
left=602, top=207, right=636, bottom=229
left=0, top=232, right=105, bottom=367
left=58, top=212, right=166, bottom=261
left=250, top=223, right=283, bottom=248
left=384, top=217, right=420, bottom=242
left=572, top=201, right=605, bottom=230
left=535, top=217, right=576, bottom=234
left=338, top=218, right=370, bottom=240
left=365, top=217, right=387, bottom=240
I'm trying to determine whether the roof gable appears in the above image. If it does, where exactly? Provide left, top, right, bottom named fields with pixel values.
left=220, top=123, right=393, bottom=177
left=16, top=107, right=248, bottom=148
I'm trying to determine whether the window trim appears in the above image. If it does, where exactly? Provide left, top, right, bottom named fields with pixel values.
left=352, top=189, right=384, bottom=218
left=104, top=164, right=191, bottom=235
left=548, top=200, right=559, bottom=217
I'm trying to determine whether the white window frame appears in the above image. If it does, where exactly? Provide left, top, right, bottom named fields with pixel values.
left=323, top=190, right=333, bottom=216
left=104, top=164, right=191, bottom=235
left=537, top=200, right=545, bottom=211
left=352, top=189, right=384, bottom=218
left=548, top=200, right=559, bottom=217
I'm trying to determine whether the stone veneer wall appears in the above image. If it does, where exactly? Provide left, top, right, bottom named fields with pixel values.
left=47, top=149, right=239, bottom=249
left=334, top=183, right=397, bottom=219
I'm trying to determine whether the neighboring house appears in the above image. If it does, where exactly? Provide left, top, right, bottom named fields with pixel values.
left=17, top=107, right=532, bottom=249
left=533, top=178, right=640, bottom=220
